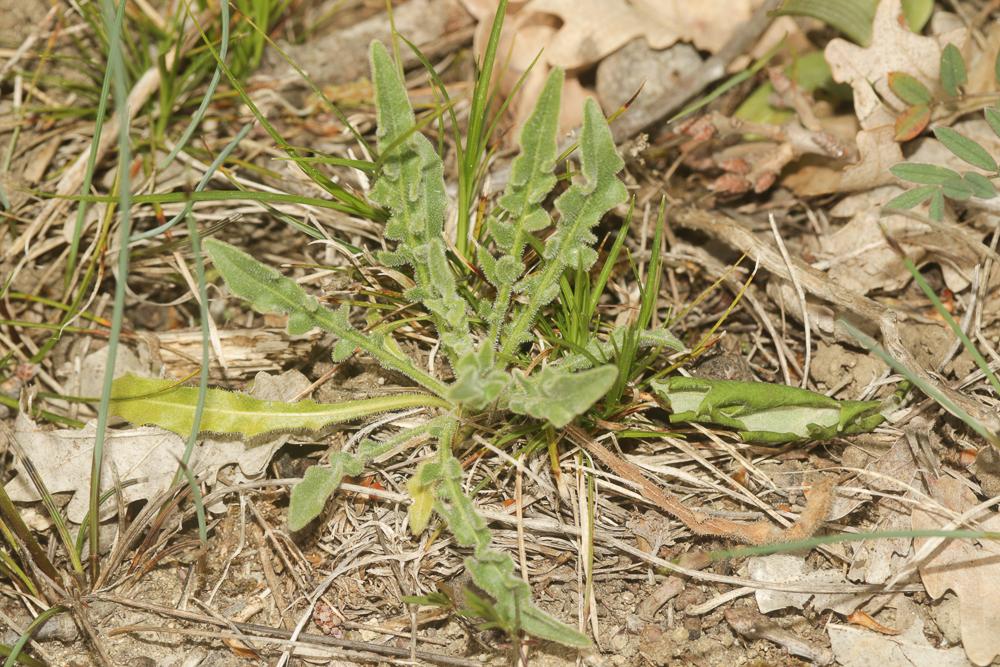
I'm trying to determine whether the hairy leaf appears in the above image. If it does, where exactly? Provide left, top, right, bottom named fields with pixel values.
left=407, top=460, right=442, bottom=535
left=507, top=365, right=618, bottom=428
left=369, top=41, right=472, bottom=358
left=289, top=453, right=365, bottom=530
left=651, top=376, right=884, bottom=444
left=447, top=346, right=510, bottom=410
left=434, top=451, right=590, bottom=647
left=503, top=100, right=627, bottom=352
left=563, top=325, right=685, bottom=371
left=485, top=68, right=563, bottom=339
left=290, top=416, right=450, bottom=531
left=109, top=374, right=445, bottom=443
left=205, top=238, right=445, bottom=395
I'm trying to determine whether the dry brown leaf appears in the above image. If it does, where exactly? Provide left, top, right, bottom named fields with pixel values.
left=748, top=554, right=868, bottom=615
left=460, top=0, right=760, bottom=136
left=828, top=617, right=968, bottom=667
left=820, top=189, right=978, bottom=295
left=825, top=0, right=965, bottom=131
left=912, top=476, right=1000, bottom=666
left=6, top=370, right=309, bottom=522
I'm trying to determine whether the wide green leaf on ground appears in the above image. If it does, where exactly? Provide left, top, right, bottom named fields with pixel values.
left=652, top=376, right=884, bottom=444
left=507, top=365, right=618, bottom=428
left=109, top=374, right=446, bottom=443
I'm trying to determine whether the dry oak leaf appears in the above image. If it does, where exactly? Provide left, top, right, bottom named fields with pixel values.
left=519, top=0, right=757, bottom=69
left=459, top=0, right=759, bottom=136
left=6, top=370, right=309, bottom=522
left=912, top=476, right=1000, bottom=666
left=825, top=0, right=966, bottom=131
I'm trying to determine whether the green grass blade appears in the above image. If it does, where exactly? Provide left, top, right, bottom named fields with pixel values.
left=158, top=0, right=229, bottom=170
left=840, top=318, right=1000, bottom=446
left=901, top=256, right=1000, bottom=396
left=89, top=0, right=135, bottom=581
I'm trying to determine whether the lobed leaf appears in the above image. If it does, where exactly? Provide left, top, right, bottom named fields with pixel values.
left=485, top=69, right=563, bottom=339
left=109, top=374, right=445, bottom=443
left=206, top=238, right=446, bottom=396
left=433, top=451, right=590, bottom=647
left=651, top=376, right=884, bottom=444
left=502, top=100, right=627, bottom=353
left=369, top=41, right=473, bottom=358
left=933, top=127, right=998, bottom=173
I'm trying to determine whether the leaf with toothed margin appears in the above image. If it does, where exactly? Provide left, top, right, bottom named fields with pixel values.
left=432, top=451, right=591, bottom=647
left=206, top=238, right=446, bottom=396
left=368, top=41, right=473, bottom=358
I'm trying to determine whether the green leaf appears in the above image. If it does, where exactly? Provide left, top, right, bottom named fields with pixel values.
left=939, top=43, right=967, bottom=99
left=986, top=108, right=1000, bottom=140
left=933, top=126, right=997, bottom=172
left=890, top=162, right=963, bottom=185
left=369, top=41, right=473, bottom=359
left=485, top=69, right=563, bottom=339
left=447, top=346, right=510, bottom=410
left=109, top=374, right=445, bottom=443
left=433, top=451, right=590, bottom=647
left=489, top=68, right=562, bottom=257
left=503, top=100, right=627, bottom=353
left=407, top=460, right=442, bottom=536
left=290, top=417, right=452, bottom=531
left=929, top=189, right=945, bottom=220
left=650, top=376, right=884, bottom=444
left=507, top=365, right=617, bottom=428
left=901, top=0, right=933, bottom=32
left=894, top=104, right=930, bottom=142
left=888, top=72, right=932, bottom=106
left=940, top=175, right=974, bottom=201
left=205, top=237, right=322, bottom=336
left=963, top=172, right=997, bottom=199
left=884, top=185, right=938, bottom=211
left=775, top=0, right=875, bottom=46
left=205, top=238, right=446, bottom=396
left=288, top=453, right=365, bottom=530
